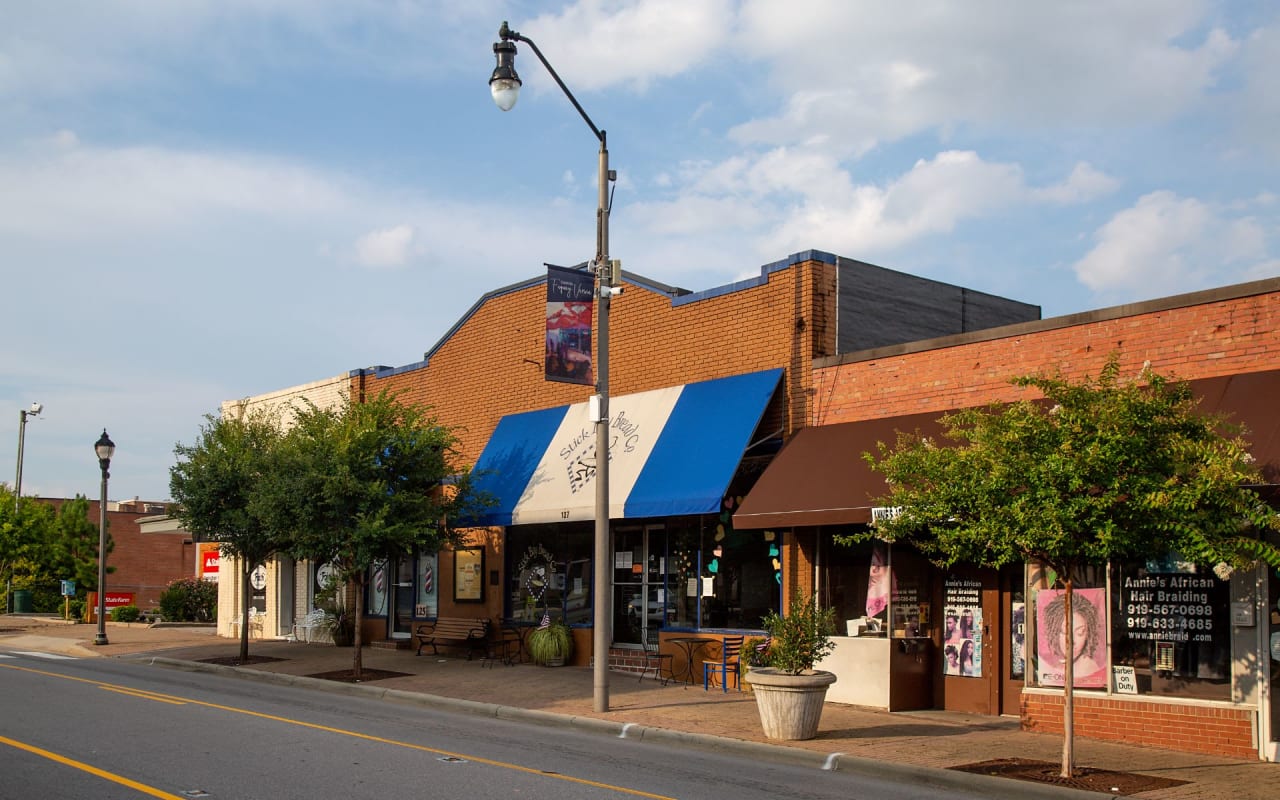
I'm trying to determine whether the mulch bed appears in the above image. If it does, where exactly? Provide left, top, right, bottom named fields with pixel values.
left=305, top=669, right=412, bottom=683
left=199, top=655, right=288, bottom=667
left=950, top=758, right=1189, bottom=795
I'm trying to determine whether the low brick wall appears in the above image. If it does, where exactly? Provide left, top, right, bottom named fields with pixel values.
left=1022, top=691, right=1257, bottom=759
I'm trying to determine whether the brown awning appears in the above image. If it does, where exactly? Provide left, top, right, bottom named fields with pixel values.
left=733, top=369, right=1280, bottom=530
left=732, top=411, right=945, bottom=529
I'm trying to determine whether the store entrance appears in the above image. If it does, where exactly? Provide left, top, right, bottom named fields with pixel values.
left=612, top=525, right=669, bottom=646
left=938, top=566, right=1003, bottom=715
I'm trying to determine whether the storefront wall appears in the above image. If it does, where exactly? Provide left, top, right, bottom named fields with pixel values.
left=351, top=260, right=837, bottom=651
left=806, top=280, right=1280, bottom=759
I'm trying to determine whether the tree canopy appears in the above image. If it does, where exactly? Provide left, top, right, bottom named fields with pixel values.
left=170, top=402, right=288, bottom=661
left=259, top=390, right=482, bottom=678
left=843, top=357, right=1280, bottom=776
left=853, top=358, right=1279, bottom=578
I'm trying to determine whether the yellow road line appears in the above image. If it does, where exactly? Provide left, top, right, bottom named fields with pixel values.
left=0, top=661, right=673, bottom=799
left=0, top=734, right=188, bottom=800
left=100, top=686, right=188, bottom=705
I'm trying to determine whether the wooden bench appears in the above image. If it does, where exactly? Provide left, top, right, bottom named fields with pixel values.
left=415, top=617, right=491, bottom=659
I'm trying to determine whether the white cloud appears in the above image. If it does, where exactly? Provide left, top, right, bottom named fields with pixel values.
left=1072, top=191, right=1276, bottom=294
left=0, top=136, right=349, bottom=240
left=632, top=148, right=1114, bottom=259
left=731, top=0, right=1238, bottom=154
left=354, top=224, right=416, bottom=268
left=520, top=0, right=733, bottom=91
left=1034, top=163, right=1121, bottom=205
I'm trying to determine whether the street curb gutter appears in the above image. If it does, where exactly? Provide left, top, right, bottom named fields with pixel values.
left=132, top=656, right=1103, bottom=800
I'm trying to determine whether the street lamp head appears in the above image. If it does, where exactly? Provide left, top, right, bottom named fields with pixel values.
left=490, top=36, right=521, bottom=112
left=94, top=428, right=115, bottom=467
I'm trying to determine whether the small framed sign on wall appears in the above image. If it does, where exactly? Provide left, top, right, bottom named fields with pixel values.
left=454, top=547, right=485, bottom=603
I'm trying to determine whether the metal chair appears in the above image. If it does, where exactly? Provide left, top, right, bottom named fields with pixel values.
left=703, top=635, right=744, bottom=692
left=639, top=636, right=673, bottom=686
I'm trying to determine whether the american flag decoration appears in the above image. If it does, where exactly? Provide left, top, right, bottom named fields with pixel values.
left=538, top=612, right=551, bottom=629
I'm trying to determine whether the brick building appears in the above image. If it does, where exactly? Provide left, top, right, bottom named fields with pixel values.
left=733, top=277, right=1280, bottom=759
left=219, top=251, right=1037, bottom=658
left=35, top=497, right=195, bottom=612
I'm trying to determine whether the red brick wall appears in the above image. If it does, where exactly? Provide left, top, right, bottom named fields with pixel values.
left=812, top=286, right=1280, bottom=425
left=39, top=499, right=195, bottom=610
left=1022, top=693, right=1257, bottom=759
left=354, top=257, right=837, bottom=467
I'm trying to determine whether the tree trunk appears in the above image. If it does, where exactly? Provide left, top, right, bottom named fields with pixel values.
left=1061, top=576, right=1075, bottom=779
left=352, top=574, right=364, bottom=681
left=239, top=563, right=251, bottom=663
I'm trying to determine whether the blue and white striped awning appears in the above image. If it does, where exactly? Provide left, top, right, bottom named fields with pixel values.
left=467, top=369, right=783, bottom=526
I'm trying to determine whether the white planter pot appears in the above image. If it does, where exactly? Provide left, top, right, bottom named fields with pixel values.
left=744, top=667, right=837, bottom=740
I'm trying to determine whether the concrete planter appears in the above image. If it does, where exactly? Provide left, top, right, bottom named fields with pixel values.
left=744, top=667, right=837, bottom=740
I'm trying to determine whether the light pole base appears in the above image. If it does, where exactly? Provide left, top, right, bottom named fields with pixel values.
left=94, top=634, right=109, bottom=646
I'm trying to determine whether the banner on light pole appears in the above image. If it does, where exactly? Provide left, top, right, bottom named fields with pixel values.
left=545, top=265, right=595, bottom=386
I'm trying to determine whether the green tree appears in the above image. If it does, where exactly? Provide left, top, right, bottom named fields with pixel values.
left=47, top=495, right=114, bottom=593
left=846, top=357, right=1280, bottom=778
left=261, top=390, right=479, bottom=680
left=170, top=402, right=289, bottom=662
left=0, top=486, right=54, bottom=602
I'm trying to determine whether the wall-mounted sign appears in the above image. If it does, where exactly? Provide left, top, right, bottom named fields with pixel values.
left=454, top=548, right=484, bottom=603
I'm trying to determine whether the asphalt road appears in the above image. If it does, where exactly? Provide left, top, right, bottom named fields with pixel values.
left=0, top=649, right=1009, bottom=800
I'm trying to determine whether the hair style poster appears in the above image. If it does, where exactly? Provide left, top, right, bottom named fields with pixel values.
left=1036, top=588, right=1107, bottom=688
left=942, top=576, right=983, bottom=678
left=865, top=543, right=893, bottom=619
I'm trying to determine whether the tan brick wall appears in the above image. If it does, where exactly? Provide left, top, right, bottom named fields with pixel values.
left=353, top=258, right=837, bottom=466
left=812, top=287, right=1280, bottom=425
left=1022, top=693, right=1257, bottom=759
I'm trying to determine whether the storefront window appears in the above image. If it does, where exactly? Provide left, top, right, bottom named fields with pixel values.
left=506, top=524, right=593, bottom=624
left=415, top=552, right=438, bottom=618
left=1110, top=557, right=1230, bottom=700
left=823, top=536, right=932, bottom=639
left=667, top=512, right=780, bottom=631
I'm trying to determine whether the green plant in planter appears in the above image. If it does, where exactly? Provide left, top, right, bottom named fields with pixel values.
left=527, top=619, right=573, bottom=666
left=759, top=589, right=837, bottom=674
left=315, top=573, right=355, bottom=647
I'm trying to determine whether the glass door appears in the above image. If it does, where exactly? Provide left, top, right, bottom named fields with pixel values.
left=391, top=558, right=415, bottom=638
left=613, top=525, right=669, bottom=646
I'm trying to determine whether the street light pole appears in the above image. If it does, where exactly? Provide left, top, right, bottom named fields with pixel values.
left=94, top=429, right=115, bottom=646
left=492, top=21, right=618, bottom=713
left=14, top=402, right=42, bottom=502
left=11, top=402, right=41, bottom=612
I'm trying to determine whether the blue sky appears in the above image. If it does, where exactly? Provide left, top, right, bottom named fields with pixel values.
left=3, top=0, right=1278, bottom=503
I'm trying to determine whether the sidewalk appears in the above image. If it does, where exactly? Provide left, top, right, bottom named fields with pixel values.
left=3, top=615, right=1278, bottom=799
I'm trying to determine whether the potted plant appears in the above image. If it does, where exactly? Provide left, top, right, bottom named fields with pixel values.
left=315, top=574, right=355, bottom=647
left=745, top=589, right=838, bottom=740
left=527, top=618, right=573, bottom=666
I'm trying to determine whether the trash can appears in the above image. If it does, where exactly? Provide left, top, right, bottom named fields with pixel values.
left=12, top=589, right=33, bottom=614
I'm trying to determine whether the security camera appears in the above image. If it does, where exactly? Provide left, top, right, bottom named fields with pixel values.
left=28, top=402, right=42, bottom=415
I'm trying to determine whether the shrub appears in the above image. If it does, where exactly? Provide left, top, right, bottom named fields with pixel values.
left=111, top=605, right=141, bottom=622
left=760, top=589, right=837, bottom=674
left=66, top=598, right=85, bottom=621
left=158, top=577, right=218, bottom=622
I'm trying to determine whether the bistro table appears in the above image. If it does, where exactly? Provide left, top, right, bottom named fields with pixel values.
left=501, top=619, right=536, bottom=663
left=667, top=636, right=716, bottom=685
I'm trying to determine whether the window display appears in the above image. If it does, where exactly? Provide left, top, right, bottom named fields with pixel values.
left=1109, top=557, right=1230, bottom=700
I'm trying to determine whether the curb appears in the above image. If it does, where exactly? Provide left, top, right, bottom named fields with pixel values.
left=131, top=655, right=1102, bottom=799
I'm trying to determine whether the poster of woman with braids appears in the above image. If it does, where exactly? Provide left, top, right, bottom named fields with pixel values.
left=1036, top=588, right=1106, bottom=687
